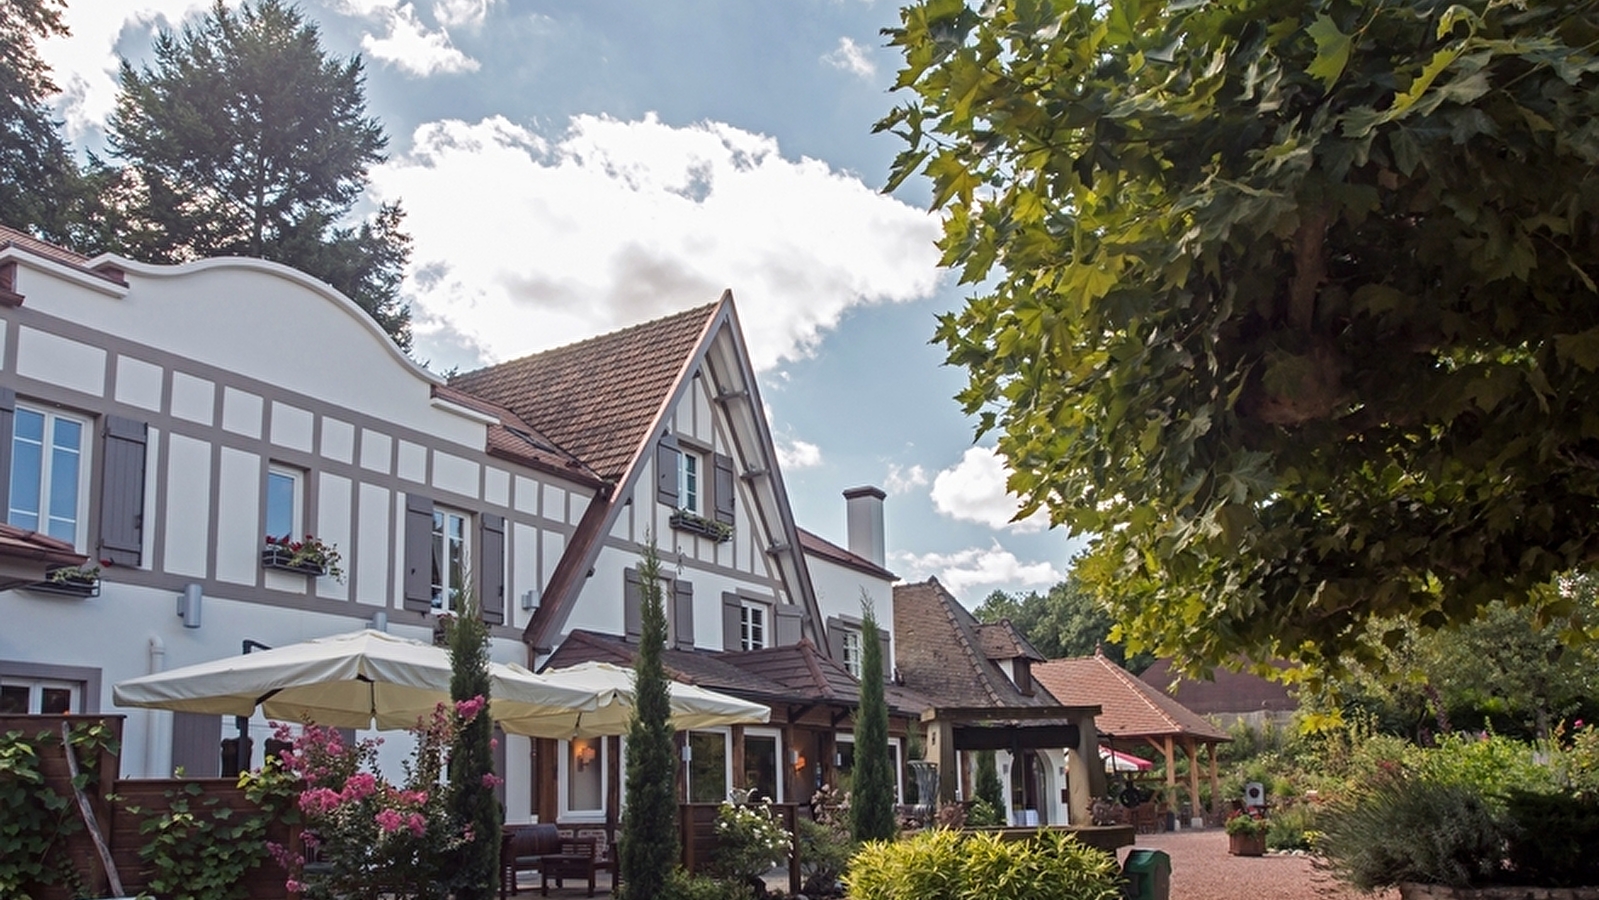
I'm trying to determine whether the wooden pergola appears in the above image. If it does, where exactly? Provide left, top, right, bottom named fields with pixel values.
left=1033, top=650, right=1231, bottom=819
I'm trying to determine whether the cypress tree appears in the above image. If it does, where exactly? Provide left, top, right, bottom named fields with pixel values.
left=975, top=750, right=1005, bottom=817
left=447, top=589, right=500, bottom=900
left=851, top=599, right=897, bottom=843
left=618, top=542, right=677, bottom=900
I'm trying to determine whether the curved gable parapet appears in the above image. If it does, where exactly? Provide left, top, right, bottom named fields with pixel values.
left=102, top=254, right=439, bottom=387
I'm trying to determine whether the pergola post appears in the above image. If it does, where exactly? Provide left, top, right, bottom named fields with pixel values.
left=1208, top=742, right=1220, bottom=817
left=1163, top=735, right=1176, bottom=811
left=1183, top=737, right=1200, bottom=825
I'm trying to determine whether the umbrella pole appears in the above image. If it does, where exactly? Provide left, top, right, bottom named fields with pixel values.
left=233, top=640, right=272, bottom=775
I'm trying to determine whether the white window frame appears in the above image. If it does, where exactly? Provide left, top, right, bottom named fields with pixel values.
left=558, top=736, right=607, bottom=823
left=840, top=628, right=863, bottom=679
left=0, top=677, right=82, bottom=714
left=740, top=600, right=768, bottom=651
left=264, top=464, right=303, bottom=542
left=685, top=728, right=733, bottom=803
left=431, top=505, right=471, bottom=613
left=835, top=734, right=904, bottom=803
left=678, top=449, right=703, bottom=514
left=742, top=726, right=785, bottom=803
left=7, top=404, right=91, bottom=550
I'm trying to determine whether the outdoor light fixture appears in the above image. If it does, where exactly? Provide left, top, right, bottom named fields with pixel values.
left=521, top=589, right=538, bottom=611
left=681, top=744, right=692, bottom=762
left=369, top=610, right=388, bottom=632
left=176, top=584, right=202, bottom=629
left=574, top=741, right=597, bottom=771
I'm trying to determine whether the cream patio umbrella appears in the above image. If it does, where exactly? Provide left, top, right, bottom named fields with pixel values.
left=493, top=661, right=769, bottom=738
left=112, top=629, right=599, bottom=730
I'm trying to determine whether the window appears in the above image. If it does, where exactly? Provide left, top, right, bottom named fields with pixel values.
left=0, top=678, right=80, bottom=714
left=678, top=450, right=701, bottom=514
left=264, top=465, right=302, bottom=541
left=687, top=730, right=730, bottom=803
left=565, top=737, right=604, bottom=815
left=8, top=405, right=89, bottom=547
left=740, top=601, right=767, bottom=650
left=743, top=730, right=782, bottom=802
left=841, top=629, right=863, bottom=678
left=431, top=507, right=469, bottom=612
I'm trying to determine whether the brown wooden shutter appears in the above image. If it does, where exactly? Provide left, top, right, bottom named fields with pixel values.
left=171, top=712, right=222, bottom=778
left=479, top=513, right=505, bottom=625
left=722, top=592, right=742, bottom=650
left=712, top=453, right=735, bottom=526
left=623, top=568, right=643, bottom=641
left=673, top=578, right=695, bottom=649
left=774, top=604, right=802, bottom=647
left=879, top=629, right=893, bottom=682
left=403, top=494, right=434, bottom=612
left=0, top=388, right=14, bottom=519
left=655, top=434, right=679, bottom=507
left=98, top=415, right=147, bottom=566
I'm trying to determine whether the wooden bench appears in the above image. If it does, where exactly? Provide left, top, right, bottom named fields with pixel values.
left=500, top=824, right=599, bottom=898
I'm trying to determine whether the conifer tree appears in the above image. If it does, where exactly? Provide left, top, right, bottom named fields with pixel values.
left=974, top=750, right=1005, bottom=819
left=851, top=600, right=896, bottom=843
left=618, top=542, right=677, bottom=900
left=0, top=0, right=81, bottom=241
left=447, top=589, right=500, bottom=900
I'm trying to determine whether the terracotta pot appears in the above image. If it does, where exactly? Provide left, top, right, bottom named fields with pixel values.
left=1228, top=832, right=1266, bottom=856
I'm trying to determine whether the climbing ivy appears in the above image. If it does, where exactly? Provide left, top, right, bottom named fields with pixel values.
left=0, top=721, right=119, bottom=899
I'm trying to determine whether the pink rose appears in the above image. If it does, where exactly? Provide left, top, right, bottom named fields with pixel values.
left=481, top=773, right=504, bottom=789
left=455, top=695, right=487, bottom=721
left=407, top=812, right=427, bottom=837
left=375, top=808, right=405, bottom=834
left=342, top=772, right=377, bottom=802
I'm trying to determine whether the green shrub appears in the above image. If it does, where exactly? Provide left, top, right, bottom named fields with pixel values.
left=1317, top=776, right=1506, bottom=890
left=796, top=816, right=853, bottom=897
left=1414, top=733, right=1556, bottom=799
left=1264, top=803, right=1316, bottom=851
left=844, top=828, right=1120, bottom=900
left=1502, top=789, right=1599, bottom=887
left=965, top=798, right=1003, bottom=827
left=710, top=795, right=792, bottom=886
left=656, top=867, right=747, bottom=900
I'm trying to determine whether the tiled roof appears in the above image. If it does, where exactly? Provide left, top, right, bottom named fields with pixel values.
left=543, top=630, right=928, bottom=716
left=1032, top=652, right=1230, bottom=742
left=0, top=224, right=123, bottom=285
left=892, top=578, right=1057, bottom=710
left=975, top=620, right=1045, bottom=662
left=449, top=302, right=719, bottom=482
left=1139, top=658, right=1297, bottom=716
left=0, top=524, right=90, bottom=590
left=796, top=527, right=896, bottom=581
left=431, top=385, right=605, bottom=488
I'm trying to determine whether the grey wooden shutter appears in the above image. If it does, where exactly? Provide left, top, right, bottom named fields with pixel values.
left=98, top=415, right=148, bottom=566
left=826, top=617, right=846, bottom=662
left=774, top=605, right=802, bottom=647
left=403, top=494, right=434, bottom=611
left=712, top=453, right=735, bottom=526
left=673, top=579, right=695, bottom=649
left=0, top=388, right=14, bottom=519
left=722, top=592, right=742, bottom=650
left=624, top=568, right=643, bottom=641
left=171, top=712, right=222, bottom=778
left=879, top=629, right=893, bottom=681
left=655, top=434, right=679, bottom=507
left=479, top=513, right=505, bottom=625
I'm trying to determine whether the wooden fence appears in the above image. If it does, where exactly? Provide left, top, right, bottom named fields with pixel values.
left=679, top=801, right=801, bottom=895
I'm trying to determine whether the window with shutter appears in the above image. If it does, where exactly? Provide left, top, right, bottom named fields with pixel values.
left=623, top=569, right=643, bottom=641
left=403, top=494, right=435, bottom=611
left=98, top=415, right=146, bottom=566
left=6, top=402, right=93, bottom=551
left=478, top=513, right=505, bottom=625
left=712, top=453, right=734, bottom=526
left=656, top=434, right=679, bottom=507
left=673, top=579, right=695, bottom=649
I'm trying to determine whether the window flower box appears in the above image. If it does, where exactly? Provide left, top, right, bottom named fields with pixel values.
left=669, top=509, right=733, bottom=543
left=29, top=565, right=101, bottom=598
left=262, top=535, right=344, bottom=581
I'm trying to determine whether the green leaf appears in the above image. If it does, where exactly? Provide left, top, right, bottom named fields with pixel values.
left=1306, top=15, right=1352, bottom=90
left=1555, top=328, right=1599, bottom=372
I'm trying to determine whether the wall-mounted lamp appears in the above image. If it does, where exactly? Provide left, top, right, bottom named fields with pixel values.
left=176, top=584, right=202, bottom=629
left=834, top=752, right=843, bottom=767
left=370, top=610, right=388, bottom=632
left=521, top=589, right=539, bottom=611
left=681, top=744, right=693, bottom=763
left=574, top=740, right=597, bottom=771
left=791, top=750, right=806, bottom=771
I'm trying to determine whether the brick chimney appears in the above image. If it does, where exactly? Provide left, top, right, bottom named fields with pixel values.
left=843, top=486, right=886, bottom=568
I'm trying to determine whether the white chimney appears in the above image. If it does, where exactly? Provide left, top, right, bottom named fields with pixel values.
left=844, top=486, right=886, bottom=567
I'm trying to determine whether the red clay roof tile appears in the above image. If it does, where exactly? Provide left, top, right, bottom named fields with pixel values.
left=1032, top=653, right=1230, bottom=741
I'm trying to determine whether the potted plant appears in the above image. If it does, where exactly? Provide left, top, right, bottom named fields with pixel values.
left=668, top=508, right=733, bottom=543
left=1225, top=809, right=1268, bottom=856
left=30, top=564, right=102, bottom=597
left=262, top=534, right=344, bottom=581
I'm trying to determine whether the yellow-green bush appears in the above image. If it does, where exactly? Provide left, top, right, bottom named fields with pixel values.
left=844, top=828, right=1120, bottom=900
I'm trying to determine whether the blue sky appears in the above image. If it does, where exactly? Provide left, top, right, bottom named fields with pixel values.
left=39, top=0, right=1085, bottom=604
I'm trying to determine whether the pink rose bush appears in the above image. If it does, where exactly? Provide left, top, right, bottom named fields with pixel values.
left=253, top=696, right=496, bottom=899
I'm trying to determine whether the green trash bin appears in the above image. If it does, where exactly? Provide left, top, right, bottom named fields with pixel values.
left=1122, top=848, right=1171, bottom=900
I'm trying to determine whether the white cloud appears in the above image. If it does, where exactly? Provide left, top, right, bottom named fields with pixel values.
left=369, top=113, right=942, bottom=372
left=776, top=436, right=823, bottom=470
left=37, top=1, right=218, bottom=140
left=823, top=37, right=876, bottom=79
left=884, top=463, right=928, bottom=495
left=890, top=543, right=1064, bottom=598
left=358, top=3, right=479, bottom=76
left=930, top=446, right=1049, bottom=533
left=432, top=0, right=495, bottom=28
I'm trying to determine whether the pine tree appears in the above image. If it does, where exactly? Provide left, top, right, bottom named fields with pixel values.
left=104, top=0, right=411, bottom=347
left=0, top=0, right=81, bottom=241
left=618, top=542, right=677, bottom=900
left=447, top=589, right=500, bottom=900
left=974, top=751, right=1005, bottom=817
left=850, top=599, right=897, bottom=843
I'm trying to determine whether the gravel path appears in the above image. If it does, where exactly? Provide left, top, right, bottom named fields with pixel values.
left=1117, top=828, right=1398, bottom=900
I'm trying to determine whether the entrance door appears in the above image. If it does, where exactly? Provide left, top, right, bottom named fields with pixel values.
left=743, top=730, right=781, bottom=801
